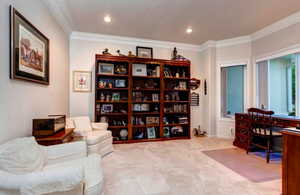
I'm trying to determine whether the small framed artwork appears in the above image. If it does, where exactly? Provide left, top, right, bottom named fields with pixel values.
left=114, top=64, right=127, bottom=75
left=147, top=127, right=156, bottom=139
left=136, top=46, right=153, bottom=59
left=115, top=79, right=126, bottom=88
left=152, top=94, right=159, bottom=101
left=99, top=63, right=114, bottom=74
left=133, top=104, right=141, bottom=111
left=133, top=64, right=147, bottom=76
left=141, top=104, right=150, bottom=111
left=73, top=71, right=92, bottom=92
left=163, top=127, right=170, bottom=138
left=10, top=6, right=49, bottom=85
left=112, top=92, right=120, bottom=101
left=101, top=104, right=113, bottom=113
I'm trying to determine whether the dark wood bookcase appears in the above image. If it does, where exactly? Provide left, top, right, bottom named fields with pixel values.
left=95, top=54, right=191, bottom=144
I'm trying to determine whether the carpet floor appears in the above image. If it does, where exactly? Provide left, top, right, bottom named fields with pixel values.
left=203, top=148, right=281, bottom=183
left=102, top=137, right=281, bottom=195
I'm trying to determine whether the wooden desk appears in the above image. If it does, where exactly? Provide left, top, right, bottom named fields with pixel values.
left=35, top=128, right=74, bottom=146
left=234, top=113, right=300, bottom=150
left=282, top=130, right=300, bottom=195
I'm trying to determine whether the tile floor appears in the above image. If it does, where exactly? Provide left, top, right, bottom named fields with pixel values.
left=102, top=137, right=281, bottom=195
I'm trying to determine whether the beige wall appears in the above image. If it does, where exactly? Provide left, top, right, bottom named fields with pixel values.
left=215, top=43, right=252, bottom=138
left=210, top=18, right=300, bottom=138
left=0, top=0, right=69, bottom=144
left=252, top=23, right=300, bottom=58
left=69, top=38, right=205, bottom=135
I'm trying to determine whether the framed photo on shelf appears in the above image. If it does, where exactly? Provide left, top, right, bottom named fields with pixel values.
left=99, top=63, right=114, bottom=74
left=133, top=64, right=147, bottom=76
left=114, top=64, right=127, bottom=74
left=140, top=104, right=150, bottom=111
left=163, top=127, right=170, bottom=138
left=10, top=6, right=49, bottom=85
left=115, top=79, right=126, bottom=88
left=147, top=127, right=156, bottom=139
left=133, top=104, right=141, bottom=111
left=136, top=46, right=153, bottom=59
left=101, top=104, right=113, bottom=113
left=152, top=94, right=159, bottom=101
left=112, top=92, right=120, bottom=101
left=73, top=71, right=92, bottom=92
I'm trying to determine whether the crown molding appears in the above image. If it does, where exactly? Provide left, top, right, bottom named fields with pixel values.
left=252, top=10, right=300, bottom=41
left=216, top=36, right=251, bottom=48
left=42, top=0, right=73, bottom=35
left=71, top=31, right=203, bottom=52
left=255, top=43, right=300, bottom=62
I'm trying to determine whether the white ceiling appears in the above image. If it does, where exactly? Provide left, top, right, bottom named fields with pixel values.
left=49, top=0, right=300, bottom=44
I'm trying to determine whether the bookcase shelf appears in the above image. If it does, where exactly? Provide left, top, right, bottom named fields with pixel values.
left=97, top=74, right=128, bottom=78
left=95, top=54, right=191, bottom=144
left=97, top=88, right=129, bottom=91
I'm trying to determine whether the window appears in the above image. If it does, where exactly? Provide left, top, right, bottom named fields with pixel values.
left=257, top=54, right=297, bottom=116
left=221, top=65, right=246, bottom=117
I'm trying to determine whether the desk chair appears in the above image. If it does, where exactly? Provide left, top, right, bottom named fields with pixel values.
left=247, top=108, right=282, bottom=163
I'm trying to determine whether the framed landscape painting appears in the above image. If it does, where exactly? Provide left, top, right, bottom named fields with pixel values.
left=10, top=6, right=49, bottom=85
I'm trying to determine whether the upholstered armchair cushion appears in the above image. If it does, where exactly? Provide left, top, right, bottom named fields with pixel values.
left=0, top=165, right=83, bottom=195
left=72, top=117, right=93, bottom=136
left=85, top=131, right=112, bottom=145
left=44, top=141, right=87, bottom=166
left=0, top=139, right=103, bottom=195
left=91, top=122, right=108, bottom=131
left=0, top=137, right=45, bottom=175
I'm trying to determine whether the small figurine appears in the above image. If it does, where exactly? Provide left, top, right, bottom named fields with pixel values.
left=193, top=125, right=207, bottom=137
left=116, top=50, right=126, bottom=56
left=99, top=81, right=105, bottom=88
left=106, top=94, right=111, bottom=101
left=171, top=47, right=190, bottom=61
left=102, top=48, right=112, bottom=55
left=100, top=93, right=105, bottom=101
left=172, top=47, right=178, bottom=60
left=128, top=51, right=136, bottom=57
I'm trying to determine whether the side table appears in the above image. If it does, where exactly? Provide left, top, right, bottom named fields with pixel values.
left=35, top=128, right=74, bottom=146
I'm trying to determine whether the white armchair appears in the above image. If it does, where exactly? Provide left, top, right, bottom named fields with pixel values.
left=68, top=116, right=113, bottom=157
left=0, top=137, right=104, bottom=195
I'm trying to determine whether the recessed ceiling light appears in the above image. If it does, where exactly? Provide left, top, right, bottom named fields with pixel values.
left=104, top=15, right=111, bottom=23
left=186, top=28, right=193, bottom=34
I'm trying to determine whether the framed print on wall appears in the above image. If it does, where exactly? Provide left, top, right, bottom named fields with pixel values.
left=136, top=46, right=153, bottom=58
left=73, top=71, right=92, bottom=92
left=10, top=6, right=50, bottom=85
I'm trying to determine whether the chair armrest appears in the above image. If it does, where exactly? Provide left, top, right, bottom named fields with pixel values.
left=91, top=122, right=108, bottom=131
left=44, top=141, right=87, bottom=165
left=0, top=166, right=83, bottom=194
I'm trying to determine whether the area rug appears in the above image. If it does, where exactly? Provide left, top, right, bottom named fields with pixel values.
left=203, top=148, right=281, bottom=183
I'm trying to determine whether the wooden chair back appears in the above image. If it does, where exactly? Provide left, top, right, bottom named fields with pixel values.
left=247, top=108, right=274, bottom=136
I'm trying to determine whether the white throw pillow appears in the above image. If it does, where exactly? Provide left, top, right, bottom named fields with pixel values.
left=72, top=116, right=93, bottom=132
left=0, top=137, right=45, bottom=174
